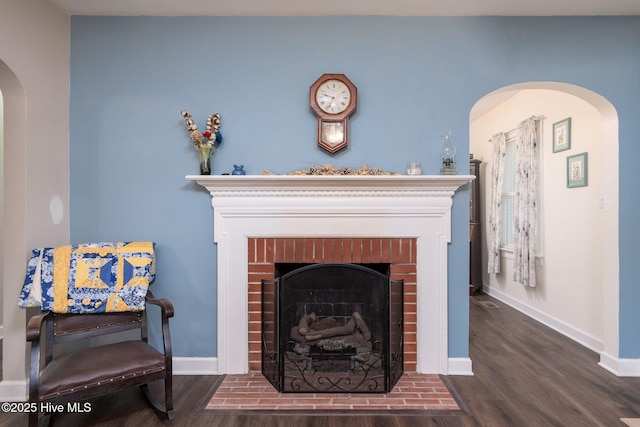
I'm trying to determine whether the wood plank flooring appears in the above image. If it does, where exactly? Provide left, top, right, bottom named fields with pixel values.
left=2, top=293, right=640, bottom=426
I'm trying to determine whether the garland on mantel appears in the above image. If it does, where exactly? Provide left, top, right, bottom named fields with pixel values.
left=262, top=164, right=400, bottom=176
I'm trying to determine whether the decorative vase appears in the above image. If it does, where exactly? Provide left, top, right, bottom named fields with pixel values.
left=198, top=146, right=214, bottom=175
left=232, top=164, right=246, bottom=175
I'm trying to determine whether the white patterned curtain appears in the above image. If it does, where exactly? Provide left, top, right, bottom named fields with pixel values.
left=487, top=132, right=506, bottom=274
left=513, top=117, right=538, bottom=287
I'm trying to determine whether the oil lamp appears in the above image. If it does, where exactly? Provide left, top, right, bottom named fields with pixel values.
left=440, top=131, right=457, bottom=175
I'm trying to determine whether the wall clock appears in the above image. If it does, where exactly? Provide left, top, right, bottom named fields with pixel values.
left=309, top=74, right=357, bottom=154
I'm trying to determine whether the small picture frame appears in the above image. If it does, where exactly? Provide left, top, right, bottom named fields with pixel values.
left=553, top=117, right=571, bottom=153
left=567, top=152, right=588, bottom=188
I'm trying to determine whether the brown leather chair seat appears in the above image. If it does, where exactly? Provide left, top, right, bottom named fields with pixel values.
left=38, top=340, right=166, bottom=400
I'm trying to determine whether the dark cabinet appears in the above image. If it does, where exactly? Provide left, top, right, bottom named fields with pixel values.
left=469, top=158, right=482, bottom=295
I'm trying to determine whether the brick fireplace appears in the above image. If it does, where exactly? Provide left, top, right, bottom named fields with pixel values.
left=248, top=237, right=417, bottom=371
left=186, top=174, right=472, bottom=375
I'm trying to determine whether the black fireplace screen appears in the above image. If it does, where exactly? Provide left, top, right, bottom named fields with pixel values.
left=262, top=263, right=403, bottom=393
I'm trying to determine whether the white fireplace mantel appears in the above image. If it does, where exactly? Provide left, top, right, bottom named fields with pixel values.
left=186, top=174, right=474, bottom=375
left=186, top=174, right=473, bottom=196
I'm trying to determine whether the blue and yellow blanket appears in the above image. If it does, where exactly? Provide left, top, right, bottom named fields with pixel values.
left=18, top=242, right=156, bottom=313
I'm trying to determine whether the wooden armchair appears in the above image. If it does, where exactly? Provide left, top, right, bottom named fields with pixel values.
left=26, top=291, right=174, bottom=426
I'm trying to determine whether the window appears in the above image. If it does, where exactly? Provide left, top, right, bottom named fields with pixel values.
left=501, top=134, right=517, bottom=248
left=500, top=123, right=542, bottom=252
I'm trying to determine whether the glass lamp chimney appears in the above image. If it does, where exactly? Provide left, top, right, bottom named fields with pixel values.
left=440, top=131, right=457, bottom=175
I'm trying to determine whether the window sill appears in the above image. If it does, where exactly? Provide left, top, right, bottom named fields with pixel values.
left=500, top=247, right=544, bottom=266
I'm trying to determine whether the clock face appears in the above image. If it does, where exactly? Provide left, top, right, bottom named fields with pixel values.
left=315, top=79, right=352, bottom=114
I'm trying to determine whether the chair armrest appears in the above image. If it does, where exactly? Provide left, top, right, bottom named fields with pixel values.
left=145, top=291, right=174, bottom=370
left=146, top=291, right=174, bottom=318
left=26, top=312, right=52, bottom=342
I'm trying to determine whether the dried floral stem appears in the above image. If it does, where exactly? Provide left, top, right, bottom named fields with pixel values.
left=180, top=110, right=222, bottom=150
left=262, top=164, right=399, bottom=176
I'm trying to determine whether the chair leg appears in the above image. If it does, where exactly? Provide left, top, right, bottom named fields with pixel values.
left=141, top=377, right=174, bottom=420
left=164, top=372, right=174, bottom=419
left=28, top=410, right=54, bottom=427
left=28, top=411, right=38, bottom=427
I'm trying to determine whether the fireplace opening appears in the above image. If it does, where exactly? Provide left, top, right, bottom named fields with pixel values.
left=262, top=263, right=403, bottom=393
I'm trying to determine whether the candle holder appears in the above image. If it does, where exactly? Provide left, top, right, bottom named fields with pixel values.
left=406, top=162, right=422, bottom=175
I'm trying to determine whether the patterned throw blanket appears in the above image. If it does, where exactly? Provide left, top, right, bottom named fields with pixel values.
left=18, top=242, right=155, bottom=313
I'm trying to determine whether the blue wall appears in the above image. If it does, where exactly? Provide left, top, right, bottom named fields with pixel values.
left=70, top=16, right=640, bottom=359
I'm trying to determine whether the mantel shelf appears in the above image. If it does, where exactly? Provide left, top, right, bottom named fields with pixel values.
left=186, top=174, right=475, bottom=196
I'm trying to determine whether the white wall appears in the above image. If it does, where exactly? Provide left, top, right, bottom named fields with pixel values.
left=471, top=89, right=605, bottom=351
left=0, top=0, right=69, bottom=399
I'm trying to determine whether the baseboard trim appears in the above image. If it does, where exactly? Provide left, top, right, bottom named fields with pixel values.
left=485, top=287, right=603, bottom=353
left=173, top=357, right=218, bottom=375
left=447, top=357, right=473, bottom=375
left=599, top=352, right=640, bottom=377
left=0, top=380, right=28, bottom=402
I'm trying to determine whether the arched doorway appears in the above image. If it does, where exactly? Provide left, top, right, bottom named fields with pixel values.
left=469, top=82, right=619, bottom=370
left=0, top=59, right=28, bottom=399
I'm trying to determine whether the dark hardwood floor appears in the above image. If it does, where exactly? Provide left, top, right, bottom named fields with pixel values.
left=3, top=293, right=640, bottom=426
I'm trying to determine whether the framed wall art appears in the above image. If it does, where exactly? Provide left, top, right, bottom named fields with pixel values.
left=567, top=152, right=588, bottom=188
left=553, top=117, right=571, bottom=153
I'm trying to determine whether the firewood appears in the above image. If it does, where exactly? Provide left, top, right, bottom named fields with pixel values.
left=317, top=331, right=372, bottom=353
left=310, top=316, right=339, bottom=330
left=298, top=312, right=317, bottom=334
left=304, top=318, right=356, bottom=341
left=353, top=311, right=371, bottom=340
left=290, top=327, right=321, bottom=345
left=304, top=333, right=323, bottom=341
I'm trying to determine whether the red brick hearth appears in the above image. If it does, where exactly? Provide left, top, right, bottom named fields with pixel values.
left=247, top=237, right=418, bottom=372
left=206, top=372, right=459, bottom=411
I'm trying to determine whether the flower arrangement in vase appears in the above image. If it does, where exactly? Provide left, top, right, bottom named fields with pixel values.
left=180, top=110, right=222, bottom=175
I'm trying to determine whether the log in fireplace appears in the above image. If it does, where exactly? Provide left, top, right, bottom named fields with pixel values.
left=262, top=263, right=403, bottom=393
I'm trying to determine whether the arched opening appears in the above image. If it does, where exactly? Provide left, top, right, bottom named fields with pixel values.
left=0, top=59, right=28, bottom=397
left=469, top=82, right=619, bottom=370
